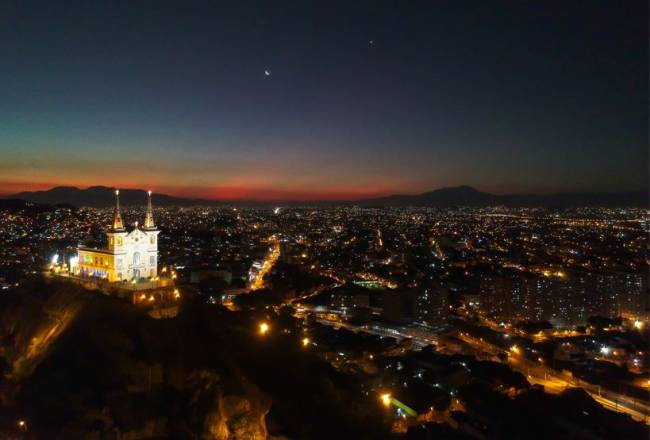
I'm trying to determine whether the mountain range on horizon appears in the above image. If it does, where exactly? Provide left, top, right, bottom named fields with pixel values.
left=3, top=185, right=648, bottom=208
left=360, top=185, right=649, bottom=208
left=5, top=186, right=214, bottom=208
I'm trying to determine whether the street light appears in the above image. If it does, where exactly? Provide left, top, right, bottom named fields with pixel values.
left=380, top=393, right=392, bottom=407
left=259, top=322, right=269, bottom=335
left=302, top=337, right=310, bottom=347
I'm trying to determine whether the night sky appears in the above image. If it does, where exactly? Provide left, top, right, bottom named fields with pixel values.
left=1, top=1, right=647, bottom=200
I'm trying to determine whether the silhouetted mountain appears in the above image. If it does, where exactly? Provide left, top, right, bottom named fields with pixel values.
left=5, top=185, right=648, bottom=208
left=360, top=186, right=649, bottom=208
left=8, top=186, right=219, bottom=208
left=362, top=185, right=490, bottom=207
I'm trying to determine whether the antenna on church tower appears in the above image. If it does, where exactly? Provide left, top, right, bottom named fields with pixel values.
left=112, top=189, right=125, bottom=231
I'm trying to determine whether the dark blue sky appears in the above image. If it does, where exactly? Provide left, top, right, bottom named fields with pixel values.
left=1, top=0, right=647, bottom=200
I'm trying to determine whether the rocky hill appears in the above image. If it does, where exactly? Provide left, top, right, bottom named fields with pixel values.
left=0, top=279, right=385, bottom=439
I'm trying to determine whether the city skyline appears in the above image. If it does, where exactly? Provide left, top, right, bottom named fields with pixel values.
left=1, top=1, right=648, bottom=200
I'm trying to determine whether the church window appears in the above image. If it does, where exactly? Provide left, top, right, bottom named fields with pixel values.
left=150, top=255, right=155, bottom=264
left=150, top=236, right=155, bottom=244
left=117, top=237, right=123, bottom=246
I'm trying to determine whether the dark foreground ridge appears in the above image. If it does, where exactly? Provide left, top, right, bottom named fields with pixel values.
left=0, top=279, right=387, bottom=439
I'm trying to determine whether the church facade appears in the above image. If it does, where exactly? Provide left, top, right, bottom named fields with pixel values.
left=76, top=190, right=159, bottom=282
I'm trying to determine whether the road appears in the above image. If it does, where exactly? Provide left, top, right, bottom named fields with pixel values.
left=290, top=283, right=340, bottom=305
left=314, top=318, right=438, bottom=348
left=456, top=332, right=650, bottom=425
left=249, top=240, right=280, bottom=290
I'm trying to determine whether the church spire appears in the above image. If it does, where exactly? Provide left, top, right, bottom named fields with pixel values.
left=112, top=189, right=125, bottom=231
left=143, top=190, right=156, bottom=229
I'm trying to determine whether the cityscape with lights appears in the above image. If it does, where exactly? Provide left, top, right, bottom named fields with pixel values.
left=0, top=197, right=648, bottom=438
left=0, top=1, right=648, bottom=439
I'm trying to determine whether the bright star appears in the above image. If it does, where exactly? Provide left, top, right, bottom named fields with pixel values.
left=264, top=70, right=271, bottom=76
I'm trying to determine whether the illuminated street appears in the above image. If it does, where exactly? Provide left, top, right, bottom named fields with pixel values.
left=457, top=332, right=650, bottom=425
left=249, top=238, right=281, bottom=291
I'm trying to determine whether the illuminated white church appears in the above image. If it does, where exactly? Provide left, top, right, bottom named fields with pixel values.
left=76, top=190, right=159, bottom=282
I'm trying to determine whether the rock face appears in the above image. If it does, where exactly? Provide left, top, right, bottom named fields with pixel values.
left=0, top=281, right=84, bottom=380
left=206, top=394, right=269, bottom=440
left=0, top=279, right=271, bottom=439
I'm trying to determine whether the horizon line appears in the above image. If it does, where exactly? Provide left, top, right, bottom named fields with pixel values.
left=1, top=183, right=648, bottom=203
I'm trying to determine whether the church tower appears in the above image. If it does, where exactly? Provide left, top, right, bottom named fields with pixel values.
left=111, top=189, right=125, bottom=231
left=105, top=189, right=128, bottom=280
left=107, top=189, right=128, bottom=252
left=143, top=190, right=155, bottom=230
left=141, top=190, right=160, bottom=279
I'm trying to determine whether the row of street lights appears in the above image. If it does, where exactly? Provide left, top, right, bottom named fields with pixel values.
left=257, top=321, right=312, bottom=348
